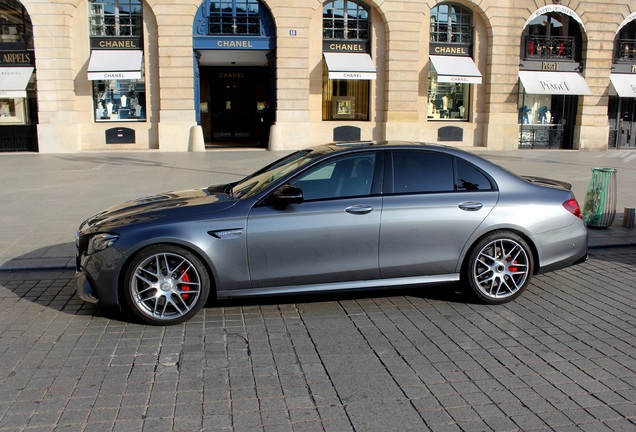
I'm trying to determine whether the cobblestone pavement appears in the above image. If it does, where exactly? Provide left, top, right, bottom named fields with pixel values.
left=1, top=247, right=636, bottom=432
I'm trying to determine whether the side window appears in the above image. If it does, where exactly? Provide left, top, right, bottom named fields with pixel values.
left=392, top=151, right=454, bottom=193
left=456, top=160, right=494, bottom=191
left=291, top=153, right=377, bottom=201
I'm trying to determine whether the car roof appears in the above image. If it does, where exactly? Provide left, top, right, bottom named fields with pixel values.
left=316, top=140, right=521, bottom=183
left=320, top=140, right=476, bottom=159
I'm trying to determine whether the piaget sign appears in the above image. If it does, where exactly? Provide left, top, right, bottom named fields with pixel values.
left=540, top=80, right=570, bottom=92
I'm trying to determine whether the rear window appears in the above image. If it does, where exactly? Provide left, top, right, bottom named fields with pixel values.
left=456, top=160, right=494, bottom=191
left=391, top=151, right=494, bottom=193
left=392, top=151, right=454, bottom=193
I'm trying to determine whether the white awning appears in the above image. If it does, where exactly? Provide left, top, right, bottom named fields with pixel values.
left=87, top=50, right=143, bottom=80
left=324, top=52, right=376, bottom=80
left=429, top=55, right=482, bottom=84
left=519, top=70, right=591, bottom=95
left=609, top=73, right=636, bottom=98
left=0, top=67, right=33, bottom=98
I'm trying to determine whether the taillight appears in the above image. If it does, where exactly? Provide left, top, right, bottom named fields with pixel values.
left=563, top=199, right=583, bottom=219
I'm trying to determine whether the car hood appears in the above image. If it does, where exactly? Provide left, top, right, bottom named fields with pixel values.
left=81, top=187, right=237, bottom=230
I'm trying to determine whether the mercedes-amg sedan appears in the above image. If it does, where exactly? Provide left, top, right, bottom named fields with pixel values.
left=75, top=142, right=588, bottom=325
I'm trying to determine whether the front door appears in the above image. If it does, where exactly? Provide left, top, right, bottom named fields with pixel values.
left=246, top=152, right=383, bottom=289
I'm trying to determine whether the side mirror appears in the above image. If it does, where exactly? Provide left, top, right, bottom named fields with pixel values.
left=271, top=184, right=304, bottom=210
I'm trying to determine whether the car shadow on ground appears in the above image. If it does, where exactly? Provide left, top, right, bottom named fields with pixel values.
left=0, top=242, right=75, bottom=271
left=0, top=255, right=480, bottom=326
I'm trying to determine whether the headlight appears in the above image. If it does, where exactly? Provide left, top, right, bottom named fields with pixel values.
left=87, top=233, right=119, bottom=255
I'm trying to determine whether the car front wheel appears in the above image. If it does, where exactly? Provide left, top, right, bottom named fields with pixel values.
left=123, top=245, right=210, bottom=325
left=464, top=231, right=534, bottom=304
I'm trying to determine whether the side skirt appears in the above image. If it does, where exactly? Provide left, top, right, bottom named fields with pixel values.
left=216, top=274, right=460, bottom=299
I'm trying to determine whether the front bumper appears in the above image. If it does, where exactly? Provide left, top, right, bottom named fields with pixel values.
left=75, top=245, right=126, bottom=307
left=75, top=270, right=99, bottom=304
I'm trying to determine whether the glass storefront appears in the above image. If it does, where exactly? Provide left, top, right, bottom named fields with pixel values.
left=427, top=3, right=476, bottom=122
left=0, top=0, right=37, bottom=152
left=609, top=96, right=636, bottom=148
left=322, top=0, right=373, bottom=122
left=427, top=69, right=469, bottom=120
left=608, top=18, right=636, bottom=148
left=517, top=91, right=578, bottom=149
left=518, top=6, right=586, bottom=149
left=92, top=79, right=145, bottom=122
left=88, top=0, right=145, bottom=123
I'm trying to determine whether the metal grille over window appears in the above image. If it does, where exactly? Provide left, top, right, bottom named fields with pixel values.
left=89, top=0, right=143, bottom=37
left=208, top=0, right=262, bottom=35
left=323, top=0, right=369, bottom=41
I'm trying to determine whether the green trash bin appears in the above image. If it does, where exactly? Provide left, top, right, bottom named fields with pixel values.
left=583, top=167, right=617, bottom=228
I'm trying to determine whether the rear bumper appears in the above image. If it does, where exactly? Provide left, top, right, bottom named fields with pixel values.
left=534, top=222, right=588, bottom=275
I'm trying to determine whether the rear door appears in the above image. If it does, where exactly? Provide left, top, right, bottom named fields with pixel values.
left=379, top=150, right=499, bottom=278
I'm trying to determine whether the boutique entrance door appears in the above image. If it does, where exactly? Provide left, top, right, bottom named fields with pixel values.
left=609, top=97, right=636, bottom=148
left=198, top=66, right=269, bottom=147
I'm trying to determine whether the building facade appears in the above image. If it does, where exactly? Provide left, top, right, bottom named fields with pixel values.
left=0, top=0, right=635, bottom=153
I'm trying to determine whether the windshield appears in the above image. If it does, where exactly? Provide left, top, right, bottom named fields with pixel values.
left=231, top=150, right=323, bottom=198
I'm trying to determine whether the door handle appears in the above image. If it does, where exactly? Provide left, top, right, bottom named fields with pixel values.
left=345, top=205, right=373, bottom=215
left=458, top=201, right=483, bottom=211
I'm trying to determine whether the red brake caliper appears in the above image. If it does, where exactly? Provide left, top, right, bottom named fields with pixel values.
left=180, top=271, right=191, bottom=299
left=508, top=260, right=518, bottom=273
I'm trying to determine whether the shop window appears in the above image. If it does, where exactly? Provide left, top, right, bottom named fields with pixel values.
left=427, top=68, right=469, bottom=121
left=517, top=91, right=575, bottom=149
left=0, top=98, right=26, bottom=124
left=93, top=80, right=145, bottom=122
left=323, top=73, right=369, bottom=121
left=322, top=0, right=372, bottom=122
left=89, top=0, right=143, bottom=37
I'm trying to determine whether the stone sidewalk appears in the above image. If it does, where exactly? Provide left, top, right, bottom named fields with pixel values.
left=0, top=246, right=635, bottom=431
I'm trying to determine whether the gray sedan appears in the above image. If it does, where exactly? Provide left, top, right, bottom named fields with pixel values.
left=75, top=142, right=588, bottom=325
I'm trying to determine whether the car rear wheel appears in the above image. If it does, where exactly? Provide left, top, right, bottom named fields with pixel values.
left=124, top=245, right=210, bottom=325
left=464, top=231, right=534, bottom=304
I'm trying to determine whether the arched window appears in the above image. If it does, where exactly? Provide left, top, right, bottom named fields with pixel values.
left=89, top=0, right=143, bottom=37
left=521, top=13, right=582, bottom=62
left=322, top=0, right=373, bottom=122
left=323, top=0, right=369, bottom=41
left=208, top=0, right=262, bottom=35
left=614, top=21, right=636, bottom=63
left=430, top=3, right=472, bottom=44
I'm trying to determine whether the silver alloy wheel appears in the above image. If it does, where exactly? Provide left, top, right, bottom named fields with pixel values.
left=471, top=237, right=530, bottom=301
left=129, top=251, right=203, bottom=322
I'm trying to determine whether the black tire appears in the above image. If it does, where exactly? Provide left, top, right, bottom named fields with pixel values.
left=463, top=231, right=534, bottom=304
left=123, top=244, right=210, bottom=325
